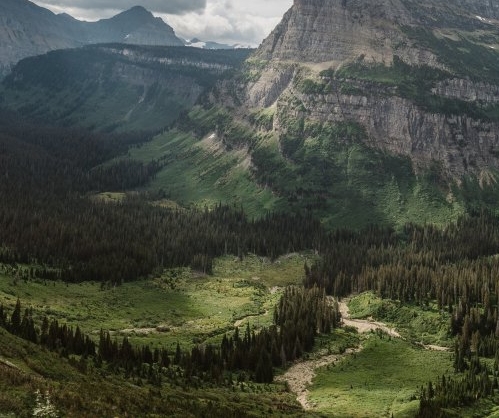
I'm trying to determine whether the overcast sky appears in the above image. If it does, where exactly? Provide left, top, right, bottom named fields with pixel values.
left=31, top=0, right=293, bottom=46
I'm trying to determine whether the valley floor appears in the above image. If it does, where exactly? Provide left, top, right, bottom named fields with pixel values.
left=278, top=296, right=453, bottom=417
left=2, top=256, right=499, bottom=417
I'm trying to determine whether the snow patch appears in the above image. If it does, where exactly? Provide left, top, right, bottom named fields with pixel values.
left=476, top=15, right=493, bottom=24
left=188, top=41, right=207, bottom=49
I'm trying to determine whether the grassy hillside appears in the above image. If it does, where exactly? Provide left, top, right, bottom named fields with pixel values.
left=306, top=292, right=499, bottom=418
left=126, top=107, right=283, bottom=215
left=309, top=337, right=453, bottom=417
left=127, top=106, right=471, bottom=228
left=0, top=327, right=306, bottom=417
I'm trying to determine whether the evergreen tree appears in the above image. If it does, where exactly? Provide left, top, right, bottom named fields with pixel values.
left=9, top=298, right=22, bottom=334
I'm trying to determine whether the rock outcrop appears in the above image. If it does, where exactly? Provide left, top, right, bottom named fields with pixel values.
left=256, top=0, right=415, bottom=65
left=230, top=0, right=499, bottom=179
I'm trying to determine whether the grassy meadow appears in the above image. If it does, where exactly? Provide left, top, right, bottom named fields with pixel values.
left=347, top=292, right=453, bottom=347
left=126, top=126, right=281, bottom=216
left=0, top=253, right=312, bottom=351
left=0, top=327, right=308, bottom=417
left=0, top=253, right=319, bottom=416
left=308, top=336, right=453, bottom=417
left=2, top=258, right=497, bottom=417
left=300, top=292, right=454, bottom=417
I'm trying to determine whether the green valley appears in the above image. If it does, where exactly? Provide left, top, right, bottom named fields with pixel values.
left=3, top=0, right=499, bottom=417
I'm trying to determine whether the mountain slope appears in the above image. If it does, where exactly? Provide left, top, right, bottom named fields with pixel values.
left=243, top=0, right=499, bottom=176
left=131, top=0, right=499, bottom=228
left=0, top=0, right=83, bottom=75
left=239, top=1, right=499, bottom=195
left=0, top=45, right=251, bottom=132
left=0, top=0, right=183, bottom=76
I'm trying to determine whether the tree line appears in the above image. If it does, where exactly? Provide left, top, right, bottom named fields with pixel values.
left=0, top=299, right=96, bottom=358
left=4, top=107, right=499, bottom=413
left=0, top=287, right=339, bottom=388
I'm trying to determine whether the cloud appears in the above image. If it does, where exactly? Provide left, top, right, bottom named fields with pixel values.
left=162, top=0, right=292, bottom=47
left=35, top=0, right=206, bottom=16
left=32, top=0, right=293, bottom=45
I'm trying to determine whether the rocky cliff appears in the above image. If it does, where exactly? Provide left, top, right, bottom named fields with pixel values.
left=256, top=0, right=499, bottom=64
left=230, top=0, right=499, bottom=180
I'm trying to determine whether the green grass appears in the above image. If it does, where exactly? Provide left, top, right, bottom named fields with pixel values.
left=0, top=328, right=307, bottom=417
left=304, top=292, right=455, bottom=416
left=0, top=254, right=323, bottom=417
left=308, top=336, right=454, bottom=417
left=127, top=123, right=282, bottom=217
left=0, top=253, right=311, bottom=350
left=347, top=292, right=453, bottom=347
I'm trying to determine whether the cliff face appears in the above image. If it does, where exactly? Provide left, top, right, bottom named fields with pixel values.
left=256, top=0, right=414, bottom=64
left=232, top=0, right=499, bottom=179
left=287, top=86, right=499, bottom=177
left=256, top=0, right=499, bottom=66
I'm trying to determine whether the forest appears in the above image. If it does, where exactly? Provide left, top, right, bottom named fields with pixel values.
left=2, top=106, right=499, bottom=416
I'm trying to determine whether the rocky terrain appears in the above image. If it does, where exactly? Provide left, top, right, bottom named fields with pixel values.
left=229, top=0, right=499, bottom=179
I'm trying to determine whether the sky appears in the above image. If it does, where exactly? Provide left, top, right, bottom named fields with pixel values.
left=31, top=0, right=293, bottom=46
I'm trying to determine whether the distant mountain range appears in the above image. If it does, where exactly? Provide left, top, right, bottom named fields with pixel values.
left=184, top=38, right=250, bottom=50
left=0, top=0, right=241, bottom=77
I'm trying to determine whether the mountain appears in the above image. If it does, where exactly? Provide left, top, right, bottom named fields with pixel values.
left=0, top=45, right=251, bottom=132
left=0, top=0, right=183, bottom=76
left=243, top=0, right=499, bottom=180
left=0, top=0, right=83, bottom=76
left=124, top=0, right=499, bottom=228
left=3, top=0, right=499, bottom=228
left=87, top=6, right=183, bottom=46
left=185, top=38, right=251, bottom=50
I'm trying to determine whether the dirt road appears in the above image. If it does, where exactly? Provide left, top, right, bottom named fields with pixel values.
left=338, top=301, right=401, bottom=338
left=278, top=300, right=400, bottom=410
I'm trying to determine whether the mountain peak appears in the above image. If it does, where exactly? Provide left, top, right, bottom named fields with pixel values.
left=128, top=5, right=148, bottom=12
left=105, top=5, right=155, bottom=27
left=92, top=4, right=184, bottom=46
left=256, top=0, right=499, bottom=66
left=0, top=1, right=184, bottom=75
left=256, top=0, right=411, bottom=64
left=117, top=5, right=152, bottom=18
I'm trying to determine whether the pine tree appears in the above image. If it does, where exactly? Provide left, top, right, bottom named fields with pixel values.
left=9, top=298, right=21, bottom=334
left=174, top=342, right=182, bottom=365
left=0, top=304, right=5, bottom=327
left=255, top=349, right=273, bottom=383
